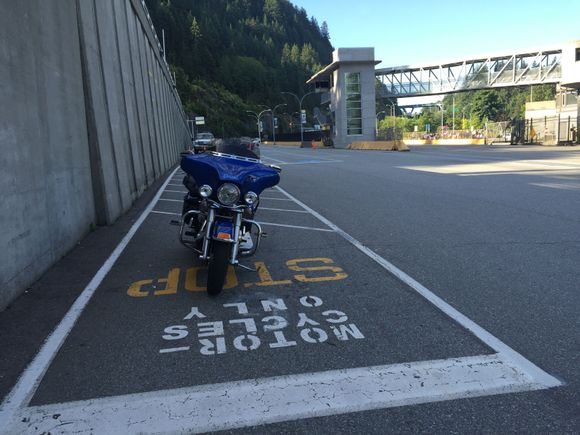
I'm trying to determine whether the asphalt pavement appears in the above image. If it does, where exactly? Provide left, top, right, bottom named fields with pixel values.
left=1, top=144, right=579, bottom=434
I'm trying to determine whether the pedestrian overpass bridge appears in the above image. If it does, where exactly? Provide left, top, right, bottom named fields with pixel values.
left=376, top=46, right=564, bottom=98
left=308, top=42, right=580, bottom=147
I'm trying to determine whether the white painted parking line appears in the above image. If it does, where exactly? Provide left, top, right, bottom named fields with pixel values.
left=256, top=222, right=335, bottom=232
left=0, top=164, right=563, bottom=434
left=163, top=189, right=187, bottom=193
left=151, top=211, right=180, bottom=216
left=259, top=207, right=309, bottom=213
left=261, top=156, right=288, bottom=164
left=159, top=347, right=191, bottom=354
left=167, top=183, right=184, bottom=187
left=280, top=159, right=343, bottom=165
left=158, top=198, right=182, bottom=203
left=0, top=168, right=181, bottom=427
left=260, top=197, right=294, bottom=201
left=6, top=354, right=550, bottom=434
left=274, top=185, right=561, bottom=389
left=148, top=213, right=330, bottom=234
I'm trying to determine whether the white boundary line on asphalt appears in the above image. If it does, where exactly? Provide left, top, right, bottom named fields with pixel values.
left=260, top=197, right=294, bottom=201
left=0, top=167, right=180, bottom=427
left=5, top=354, right=555, bottom=434
left=148, top=212, right=332, bottom=235
left=0, top=171, right=563, bottom=434
left=256, top=221, right=335, bottom=232
left=274, top=185, right=562, bottom=389
left=150, top=210, right=180, bottom=216
left=261, top=155, right=287, bottom=164
left=279, top=159, right=343, bottom=165
left=259, top=207, right=309, bottom=213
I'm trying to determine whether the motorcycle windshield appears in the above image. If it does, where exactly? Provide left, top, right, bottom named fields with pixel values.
left=181, top=153, right=280, bottom=196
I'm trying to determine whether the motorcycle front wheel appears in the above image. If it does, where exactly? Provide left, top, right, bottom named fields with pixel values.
left=207, top=241, right=230, bottom=296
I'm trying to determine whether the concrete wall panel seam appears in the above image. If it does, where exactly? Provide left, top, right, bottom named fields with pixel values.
left=143, top=31, right=162, bottom=177
left=93, top=0, right=124, bottom=221
left=124, top=0, right=150, bottom=187
left=112, top=0, right=139, bottom=198
left=136, top=25, right=157, bottom=179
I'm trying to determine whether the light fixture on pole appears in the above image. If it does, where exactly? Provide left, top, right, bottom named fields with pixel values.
left=387, top=101, right=396, bottom=141
left=281, top=91, right=316, bottom=143
left=261, top=103, right=287, bottom=144
left=246, top=109, right=272, bottom=140
left=376, top=110, right=386, bottom=136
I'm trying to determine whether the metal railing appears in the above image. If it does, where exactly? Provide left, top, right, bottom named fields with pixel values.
left=376, top=48, right=562, bottom=98
left=487, top=116, right=578, bottom=145
left=403, top=130, right=486, bottom=140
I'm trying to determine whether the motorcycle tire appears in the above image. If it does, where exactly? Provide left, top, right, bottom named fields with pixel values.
left=206, top=241, right=230, bottom=296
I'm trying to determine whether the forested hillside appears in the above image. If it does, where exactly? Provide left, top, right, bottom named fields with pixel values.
left=145, top=0, right=333, bottom=137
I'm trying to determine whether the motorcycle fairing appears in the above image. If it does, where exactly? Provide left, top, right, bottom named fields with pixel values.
left=181, top=153, right=280, bottom=196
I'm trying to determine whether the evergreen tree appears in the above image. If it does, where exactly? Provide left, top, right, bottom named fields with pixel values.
left=145, top=0, right=333, bottom=136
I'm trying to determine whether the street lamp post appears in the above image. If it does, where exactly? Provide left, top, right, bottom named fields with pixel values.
left=376, top=110, right=386, bottom=137
left=281, top=91, right=316, bottom=143
left=246, top=109, right=272, bottom=140
left=284, top=112, right=300, bottom=133
left=387, top=101, right=396, bottom=141
left=261, top=103, right=287, bottom=144
left=452, top=94, right=455, bottom=133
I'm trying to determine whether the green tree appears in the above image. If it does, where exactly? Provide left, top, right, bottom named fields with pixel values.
left=264, top=0, right=280, bottom=21
left=320, top=21, right=330, bottom=40
left=145, top=0, right=333, bottom=136
left=190, top=16, right=201, bottom=39
left=470, top=91, right=501, bottom=124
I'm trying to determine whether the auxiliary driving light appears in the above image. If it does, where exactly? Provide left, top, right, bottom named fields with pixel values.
left=244, top=191, right=258, bottom=205
left=199, top=185, right=212, bottom=198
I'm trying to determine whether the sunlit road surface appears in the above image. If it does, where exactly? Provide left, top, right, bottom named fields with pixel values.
left=1, top=144, right=579, bottom=434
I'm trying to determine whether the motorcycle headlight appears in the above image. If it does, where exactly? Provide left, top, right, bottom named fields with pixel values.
left=244, top=191, right=258, bottom=205
left=199, top=185, right=212, bottom=198
left=217, top=183, right=240, bottom=206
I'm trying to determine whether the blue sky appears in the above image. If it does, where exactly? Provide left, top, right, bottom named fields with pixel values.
left=290, top=0, right=580, bottom=67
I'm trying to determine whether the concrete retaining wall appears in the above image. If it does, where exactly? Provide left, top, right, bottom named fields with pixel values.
left=0, top=0, right=190, bottom=309
left=348, top=141, right=409, bottom=151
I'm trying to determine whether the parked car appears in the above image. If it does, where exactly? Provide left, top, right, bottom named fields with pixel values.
left=193, top=132, right=215, bottom=153
left=240, top=136, right=261, bottom=158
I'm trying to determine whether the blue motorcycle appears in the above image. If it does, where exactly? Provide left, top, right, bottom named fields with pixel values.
left=179, top=139, right=281, bottom=295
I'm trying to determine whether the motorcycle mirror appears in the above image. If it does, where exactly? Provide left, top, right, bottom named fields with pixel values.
left=269, top=164, right=282, bottom=172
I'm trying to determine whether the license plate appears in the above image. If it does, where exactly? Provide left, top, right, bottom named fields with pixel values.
left=214, top=220, right=234, bottom=241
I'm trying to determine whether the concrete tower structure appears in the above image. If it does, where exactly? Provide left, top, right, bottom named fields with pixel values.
left=308, top=48, right=380, bottom=148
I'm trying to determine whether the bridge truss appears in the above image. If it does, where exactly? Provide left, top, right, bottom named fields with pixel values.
left=376, top=48, right=562, bottom=98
